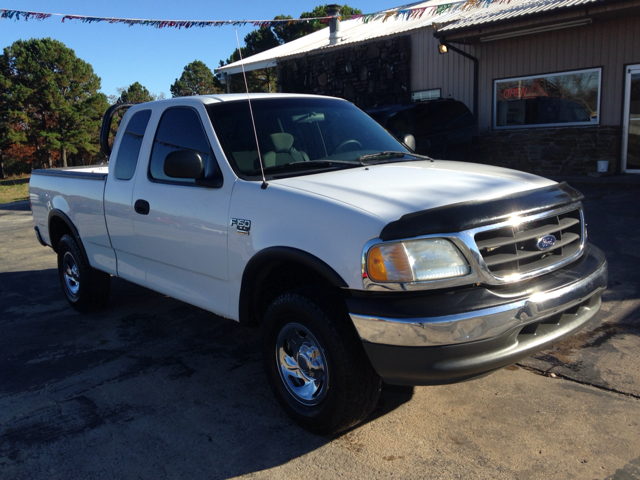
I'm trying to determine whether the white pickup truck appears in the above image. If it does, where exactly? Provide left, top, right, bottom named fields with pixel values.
left=30, top=94, right=607, bottom=434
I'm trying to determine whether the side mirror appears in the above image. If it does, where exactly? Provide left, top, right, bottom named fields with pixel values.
left=163, top=150, right=204, bottom=179
left=403, top=134, right=416, bottom=152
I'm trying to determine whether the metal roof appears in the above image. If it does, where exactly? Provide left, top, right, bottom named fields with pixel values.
left=215, top=0, right=607, bottom=75
left=215, top=1, right=464, bottom=75
left=436, top=0, right=601, bottom=33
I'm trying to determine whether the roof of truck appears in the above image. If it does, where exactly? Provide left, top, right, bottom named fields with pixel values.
left=134, top=93, right=348, bottom=107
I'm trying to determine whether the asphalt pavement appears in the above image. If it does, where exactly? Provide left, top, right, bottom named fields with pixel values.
left=520, top=180, right=640, bottom=398
left=0, top=179, right=639, bottom=479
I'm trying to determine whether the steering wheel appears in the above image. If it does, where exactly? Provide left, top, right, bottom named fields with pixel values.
left=333, top=139, right=363, bottom=154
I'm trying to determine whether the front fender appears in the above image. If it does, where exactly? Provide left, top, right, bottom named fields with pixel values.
left=238, top=246, right=348, bottom=327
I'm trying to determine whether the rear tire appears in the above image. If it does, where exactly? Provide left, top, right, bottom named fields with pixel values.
left=261, top=290, right=381, bottom=435
left=57, top=234, right=111, bottom=312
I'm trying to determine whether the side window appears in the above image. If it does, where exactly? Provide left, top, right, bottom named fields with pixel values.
left=415, top=102, right=472, bottom=132
left=149, top=107, right=216, bottom=185
left=413, top=104, right=439, bottom=133
left=114, top=110, right=151, bottom=180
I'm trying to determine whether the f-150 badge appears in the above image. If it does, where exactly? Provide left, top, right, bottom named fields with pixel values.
left=231, top=218, right=251, bottom=235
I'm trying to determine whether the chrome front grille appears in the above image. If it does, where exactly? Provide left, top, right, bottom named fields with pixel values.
left=474, top=206, right=583, bottom=279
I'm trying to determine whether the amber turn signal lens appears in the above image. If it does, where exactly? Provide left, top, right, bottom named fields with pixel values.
left=367, top=243, right=414, bottom=282
left=367, top=246, right=388, bottom=282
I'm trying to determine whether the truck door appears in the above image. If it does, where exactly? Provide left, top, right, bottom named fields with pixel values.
left=104, top=108, right=152, bottom=286
left=130, top=105, right=232, bottom=317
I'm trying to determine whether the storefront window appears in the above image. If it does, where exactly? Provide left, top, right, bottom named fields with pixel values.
left=494, top=68, right=601, bottom=129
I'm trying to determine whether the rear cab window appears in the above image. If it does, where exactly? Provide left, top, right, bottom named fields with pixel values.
left=114, top=110, right=152, bottom=180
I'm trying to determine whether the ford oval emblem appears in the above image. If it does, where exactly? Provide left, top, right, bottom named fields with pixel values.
left=536, top=234, right=557, bottom=250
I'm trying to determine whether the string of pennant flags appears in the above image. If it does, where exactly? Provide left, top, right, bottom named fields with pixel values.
left=0, top=0, right=513, bottom=29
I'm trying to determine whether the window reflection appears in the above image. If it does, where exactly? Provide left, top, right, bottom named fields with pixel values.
left=495, top=69, right=601, bottom=128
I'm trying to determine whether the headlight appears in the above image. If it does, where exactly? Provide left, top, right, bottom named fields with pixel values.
left=367, top=238, right=470, bottom=283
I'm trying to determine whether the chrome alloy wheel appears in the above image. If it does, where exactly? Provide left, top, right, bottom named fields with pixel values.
left=62, top=251, right=80, bottom=298
left=276, top=322, right=329, bottom=406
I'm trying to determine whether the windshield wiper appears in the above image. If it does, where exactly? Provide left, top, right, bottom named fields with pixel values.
left=357, top=151, right=433, bottom=164
left=249, top=159, right=361, bottom=175
left=302, top=159, right=361, bottom=166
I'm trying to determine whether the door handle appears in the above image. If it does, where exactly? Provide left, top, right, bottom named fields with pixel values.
left=134, top=199, right=150, bottom=215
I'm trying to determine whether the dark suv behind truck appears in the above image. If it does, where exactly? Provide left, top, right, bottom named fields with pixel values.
left=367, top=98, right=477, bottom=158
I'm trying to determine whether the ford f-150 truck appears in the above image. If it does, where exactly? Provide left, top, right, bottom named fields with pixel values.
left=29, top=94, right=608, bottom=434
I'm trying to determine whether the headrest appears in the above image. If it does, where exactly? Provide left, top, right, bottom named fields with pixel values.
left=270, top=133, right=294, bottom=153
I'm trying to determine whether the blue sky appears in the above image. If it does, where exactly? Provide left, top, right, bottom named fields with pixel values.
left=0, top=1, right=398, bottom=99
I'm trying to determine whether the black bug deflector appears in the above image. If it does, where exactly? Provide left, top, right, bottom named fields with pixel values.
left=380, top=182, right=584, bottom=241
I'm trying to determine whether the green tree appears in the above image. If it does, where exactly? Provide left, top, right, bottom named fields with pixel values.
left=273, top=5, right=362, bottom=44
left=0, top=38, right=107, bottom=169
left=105, top=83, right=164, bottom=152
left=117, top=82, right=156, bottom=103
left=170, top=60, right=221, bottom=97
left=0, top=69, right=9, bottom=178
left=57, top=91, right=109, bottom=167
left=244, top=27, right=281, bottom=55
left=220, top=42, right=278, bottom=94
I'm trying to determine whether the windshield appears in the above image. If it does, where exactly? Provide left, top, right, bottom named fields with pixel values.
left=206, top=97, right=406, bottom=179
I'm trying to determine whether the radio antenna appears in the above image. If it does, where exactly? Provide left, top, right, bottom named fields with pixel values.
left=235, top=28, right=268, bottom=189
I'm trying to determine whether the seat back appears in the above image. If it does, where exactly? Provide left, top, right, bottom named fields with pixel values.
left=262, top=133, right=310, bottom=167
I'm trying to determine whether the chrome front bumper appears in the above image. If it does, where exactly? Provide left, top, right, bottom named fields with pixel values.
left=350, top=246, right=607, bottom=348
left=349, top=245, right=607, bottom=386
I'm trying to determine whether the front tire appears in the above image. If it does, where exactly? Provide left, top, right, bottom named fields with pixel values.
left=57, top=234, right=111, bottom=312
left=261, top=291, right=381, bottom=435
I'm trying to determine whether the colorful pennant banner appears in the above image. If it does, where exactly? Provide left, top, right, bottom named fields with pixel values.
left=0, top=0, right=513, bottom=29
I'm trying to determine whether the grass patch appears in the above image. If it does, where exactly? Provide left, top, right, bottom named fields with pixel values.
left=0, top=176, right=30, bottom=204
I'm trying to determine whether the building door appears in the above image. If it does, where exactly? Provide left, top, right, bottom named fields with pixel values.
left=622, top=65, right=640, bottom=173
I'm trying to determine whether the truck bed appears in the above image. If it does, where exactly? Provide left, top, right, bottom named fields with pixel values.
left=30, top=166, right=116, bottom=275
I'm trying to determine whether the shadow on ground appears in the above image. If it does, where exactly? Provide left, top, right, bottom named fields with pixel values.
left=0, top=270, right=412, bottom=478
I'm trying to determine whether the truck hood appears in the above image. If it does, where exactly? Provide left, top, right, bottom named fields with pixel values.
left=276, top=160, right=557, bottom=222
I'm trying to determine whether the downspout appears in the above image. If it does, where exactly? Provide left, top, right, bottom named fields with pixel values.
left=439, top=39, right=478, bottom=119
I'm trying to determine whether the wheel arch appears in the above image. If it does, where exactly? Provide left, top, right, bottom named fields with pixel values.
left=238, top=247, right=349, bottom=328
left=48, top=209, right=88, bottom=261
